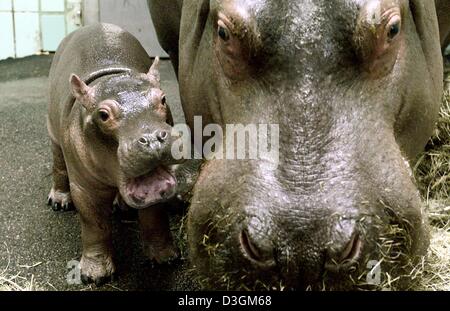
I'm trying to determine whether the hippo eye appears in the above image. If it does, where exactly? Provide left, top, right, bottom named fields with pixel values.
left=387, top=17, right=401, bottom=41
left=218, top=21, right=230, bottom=42
left=161, top=95, right=167, bottom=106
left=98, top=109, right=110, bottom=122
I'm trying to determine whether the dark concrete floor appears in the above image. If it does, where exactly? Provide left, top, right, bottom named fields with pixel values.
left=0, top=55, right=195, bottom=291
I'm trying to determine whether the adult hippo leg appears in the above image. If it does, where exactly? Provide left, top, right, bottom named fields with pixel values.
left=147, top=0, right=183, bottom=75
left=47, top=141, right=74, bottom=212
left=435, top=0, right=450, bottom=49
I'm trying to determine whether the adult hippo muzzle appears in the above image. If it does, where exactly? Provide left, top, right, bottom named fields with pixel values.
left=149, top=0, right=449, bottom=289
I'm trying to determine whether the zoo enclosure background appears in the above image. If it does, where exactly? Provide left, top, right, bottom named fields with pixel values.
left=0, top=0, right=166, bottom=60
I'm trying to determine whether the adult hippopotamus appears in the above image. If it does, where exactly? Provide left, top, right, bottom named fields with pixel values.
left=148, top=0, right=450, bottom=290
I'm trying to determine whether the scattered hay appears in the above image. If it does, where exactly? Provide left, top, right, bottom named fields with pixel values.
left=413, top=71, right=450, bottom=291
left=0, top=242, right=39, bottom=291
left=415, top=78, right=450, bottom=201
left=0, top=273, right=37, bottom=291
left=412, top=222, right=450, bottom=291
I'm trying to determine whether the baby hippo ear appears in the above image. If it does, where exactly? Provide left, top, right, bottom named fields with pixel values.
left=70, top=74, right=96, bottom=111
left=147, top=56, right=161, bottom=87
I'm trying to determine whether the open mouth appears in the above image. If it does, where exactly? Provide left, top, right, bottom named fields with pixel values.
left=120, top=166, right=176, bottom=209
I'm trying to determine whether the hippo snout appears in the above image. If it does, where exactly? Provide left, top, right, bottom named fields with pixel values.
left=134, top=128, right=174, bottom=161
left=238, top=216, right=363, bottom=279
left=117, top=123, right=179, bottom=180
left=187, top=159, right=429, bottom=290
left=138, top=130, right=170, bottom=150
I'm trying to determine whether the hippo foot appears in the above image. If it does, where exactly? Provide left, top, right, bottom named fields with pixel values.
left=47, top=188, right=74, bottom=212
left=80, top=254, right=116, bottom=287
left=142, top=242, right=180, bottom=265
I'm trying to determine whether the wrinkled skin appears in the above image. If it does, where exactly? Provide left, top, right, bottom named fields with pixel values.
left=47, top=24, right=189, bottom=285
left=149, top=0, right=450, bottom=289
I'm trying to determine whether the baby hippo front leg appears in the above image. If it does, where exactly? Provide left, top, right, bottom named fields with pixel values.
left=139, top=207, right=179, bottom=263
left=136, top=160, right=203, bottom=263
left=70, top=182, right=116, bottom=286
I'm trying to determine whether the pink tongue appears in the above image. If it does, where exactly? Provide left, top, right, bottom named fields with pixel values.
left=127, top=167, right=175, bottom=202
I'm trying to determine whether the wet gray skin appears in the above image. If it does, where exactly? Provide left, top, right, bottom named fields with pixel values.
left=149, top=0, right=450, bottom=289
left=48, top=24, right=182, bottom=211
left=47, top=24, right=194, bottom=284
left=92, top=74, right=177, bottom=208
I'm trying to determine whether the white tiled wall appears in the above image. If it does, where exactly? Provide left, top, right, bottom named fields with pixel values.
left=98, top=0, right=167, bottom=57
left=14, top=0, right=39, bottom=12
left=0, top=0, right=166, bottom=60
left=0, top=11, right=14, bottom=59
left=0, top=0, right=12, bottom=10
left=0, top=0, right=82, bottom=60
left=41, top=0, right=65, bottom=12
left=14, top=12, right=41, bottom=58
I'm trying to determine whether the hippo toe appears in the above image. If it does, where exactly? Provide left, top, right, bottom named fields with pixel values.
left=80, top=254, right=116, bottom=287
left=47, top=188, right=74, bottom=212
left=142, top=241, right=180, bottom=265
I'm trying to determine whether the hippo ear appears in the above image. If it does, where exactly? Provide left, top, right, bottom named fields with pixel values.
left=70, top=74, right=96, bottom=111
left=409, top=0, right=443, bottom=96
left=147, top=56, right=161, bottom=87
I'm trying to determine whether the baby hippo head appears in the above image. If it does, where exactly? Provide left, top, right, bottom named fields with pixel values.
left=70, top=58, right=180, bottom=209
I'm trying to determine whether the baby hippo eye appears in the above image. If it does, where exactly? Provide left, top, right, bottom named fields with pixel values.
left=98, top=109, right=110, bottom=122
left=218, top=21, right=230, bottom=41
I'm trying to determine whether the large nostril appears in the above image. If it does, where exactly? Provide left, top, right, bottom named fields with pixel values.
left=239, top=229, right=276, bottom=267
left=138, top=137, right=149, bottom=146
left=339, top=233, right=363, bottom=263
left=326, top=232, right=363, bottom=272
left=157, top=131, right=169, bottom=143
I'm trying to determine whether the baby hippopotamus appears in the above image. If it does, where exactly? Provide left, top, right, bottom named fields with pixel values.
left=47, top=23, right=191, bottom=285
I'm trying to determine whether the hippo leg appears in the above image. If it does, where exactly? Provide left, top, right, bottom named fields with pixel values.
left=435, top=0, right=450, bottom=49
left=113, top=194, right=138, bottom=222
left=138, top=207, right=179, bottom=264
left=147, top=0, right=182, bottom=76
left=70, top=183, right=116, bottom=286
left=47, top=141, right=74, bottom=212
